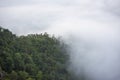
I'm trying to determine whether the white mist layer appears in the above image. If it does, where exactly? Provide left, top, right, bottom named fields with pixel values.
left=45, top=18, right=120, bottom=80
left=43, top=1, right=120, bottom=80
left=68, top=26, right=120, bottom=80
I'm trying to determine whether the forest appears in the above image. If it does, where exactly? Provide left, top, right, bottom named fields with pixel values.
left=0, top=27, right=72, bottom=80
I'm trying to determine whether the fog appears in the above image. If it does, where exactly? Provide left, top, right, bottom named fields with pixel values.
left=0, top=0, right=120, bottom=80
left=67, top=26, right=120, bottom=80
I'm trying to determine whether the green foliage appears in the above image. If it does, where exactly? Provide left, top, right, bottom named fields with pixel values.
left=18, top=71, right=29, bottom=80
left=36, top=71, right=42, bottom=80
left=0, top=27, right=71, bottom=80
left=26, top=77, right=35, bottom=80
left=9, top=71, right=18, bottom=80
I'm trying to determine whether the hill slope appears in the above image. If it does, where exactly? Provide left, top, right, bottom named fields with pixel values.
left=0, top=27, right=70, bottom=80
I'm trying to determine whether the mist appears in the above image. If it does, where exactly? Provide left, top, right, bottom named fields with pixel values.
left=67, top=26, right=120, bottom=80
left=0, top=0, right=120, bottom=80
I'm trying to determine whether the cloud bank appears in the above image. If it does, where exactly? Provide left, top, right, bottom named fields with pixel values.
left=0, top=0, right=120, bottom=80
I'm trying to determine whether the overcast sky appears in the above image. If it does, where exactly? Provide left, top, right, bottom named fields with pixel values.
left=1, top=0, right=120, bottom=80
left=0, top=0, right=120, bottom=35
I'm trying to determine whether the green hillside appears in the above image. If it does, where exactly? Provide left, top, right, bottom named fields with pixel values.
left=0, top=27, right=71, bottom=80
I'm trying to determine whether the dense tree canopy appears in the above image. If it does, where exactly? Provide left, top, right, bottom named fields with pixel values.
left=0, top=27, right=71, bottom=80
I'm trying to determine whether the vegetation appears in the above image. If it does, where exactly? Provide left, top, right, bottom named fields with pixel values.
left=0, top=27, right=71, bottom=80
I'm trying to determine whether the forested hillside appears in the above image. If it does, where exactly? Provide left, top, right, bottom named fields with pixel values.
left=0, top=27, right=71, bottom=80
